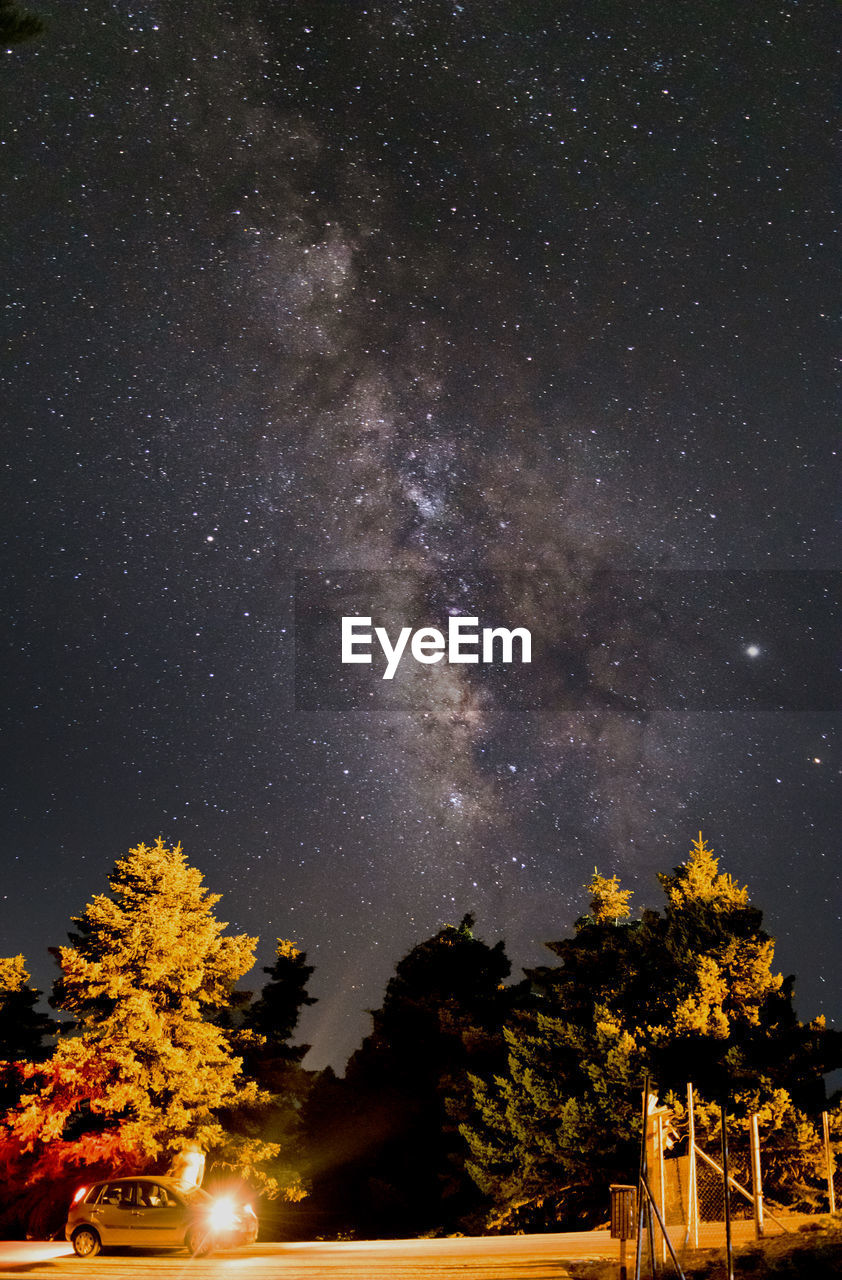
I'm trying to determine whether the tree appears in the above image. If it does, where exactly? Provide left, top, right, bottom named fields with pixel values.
left=308, top=914, right=513, bottom=1238
left=645, top=833, right=836, bottom=1102
left=583, top=869, right=634, bottom=926
left=462, top=836, right=841, bottom=1230
left=463, top=871, right=647, bottom=1229
left=232, top=940, right=318, bottom=1232
left=0, top=957, right=56, bottom=1111
left=655, top=833, right=781, bottom=1038
left=648, top=835, right=841, bottom=1211
left=0, top=840, right=281, bottom=1232
left=244, top=939, right=317, bottom=1073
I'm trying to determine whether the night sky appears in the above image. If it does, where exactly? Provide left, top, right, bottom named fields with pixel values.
left=2, top=1, right=839, bottom=1071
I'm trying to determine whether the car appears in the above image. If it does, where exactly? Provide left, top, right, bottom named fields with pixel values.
left=64, top=1175, right=258, bottom=1258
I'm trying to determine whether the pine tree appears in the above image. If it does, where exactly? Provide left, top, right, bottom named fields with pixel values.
left=463, top=871, right=646, bottom=1229
left=0, top=839, right=281, bottom=1226
left=245, top=939, right=317, bottom=1070
left=645, top=832, right=811, bottom=1096
left=584, top=869, right=634, bottom=926
left=463, top=837, right=841, bottom=1229
left=310, top=914, right=512, bottom=1238
left=0, top=957, right=56, bottom=1111
left=658, top=832, right=779, bottom=1035
left=649, top=835, right=841, bottom=1209
left=232, top=940, right=318, bottom=1227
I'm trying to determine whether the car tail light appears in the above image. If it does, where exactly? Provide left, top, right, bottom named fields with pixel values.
left=71, top=1186, right=88, bottom=1205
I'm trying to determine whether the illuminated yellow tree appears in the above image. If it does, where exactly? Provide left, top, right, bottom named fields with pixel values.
left=654, top=832, right=783, bottom=1041
left=0, top=840, right=282, bottom=1222
left=463, top=834, right=841, bottom=1227
left=585, top=869, right=634, bottom=925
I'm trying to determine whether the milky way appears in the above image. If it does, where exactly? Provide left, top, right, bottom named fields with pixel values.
left=2, top=2, right=839, bottom=1066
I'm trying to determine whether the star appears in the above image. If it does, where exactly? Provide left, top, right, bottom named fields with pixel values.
left=1, top=0, right=837, bottom=1074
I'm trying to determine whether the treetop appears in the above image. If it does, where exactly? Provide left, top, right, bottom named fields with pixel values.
left=585, top=869, right=634, bottom=925
left=0, top=955, right=30, bottom=993
left=275, top=939, right=302, bottom=960
left=659, top=832, right=751, bottom=912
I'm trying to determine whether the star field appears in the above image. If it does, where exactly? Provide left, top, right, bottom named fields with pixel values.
left=1, top=1, right=839, bottom=1067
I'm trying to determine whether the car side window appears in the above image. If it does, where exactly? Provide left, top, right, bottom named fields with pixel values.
left=137, top=1184, right=174, bottom=1209
left=99, top=1182, right=134, bottom=1207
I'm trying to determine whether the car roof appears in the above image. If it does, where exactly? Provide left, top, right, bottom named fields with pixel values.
left=91, top=1175, right=186, bottom=1188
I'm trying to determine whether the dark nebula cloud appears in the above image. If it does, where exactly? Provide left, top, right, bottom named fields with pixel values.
left=2, top=1, right=838, bottom=1066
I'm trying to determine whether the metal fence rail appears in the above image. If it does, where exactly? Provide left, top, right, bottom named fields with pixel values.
left=633, top=1082, right=839, bottom=1276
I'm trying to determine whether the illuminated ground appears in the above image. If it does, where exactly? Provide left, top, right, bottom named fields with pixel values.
left=0, top=1222, right=792, bottom=1279
left=0, top=1232, right=617, bottom=1278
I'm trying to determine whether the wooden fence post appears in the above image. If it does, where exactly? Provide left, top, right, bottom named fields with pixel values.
left=686, top=1083, right=699, bottom=1250
left=822, top=1112, right=836, bottom=1215
left=749, top=1113, right=764, bottom=1238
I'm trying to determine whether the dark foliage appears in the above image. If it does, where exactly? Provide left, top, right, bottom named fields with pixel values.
left=0, top=0, right=43, bottom=44
left=304, top=914, right=514, bottom=1238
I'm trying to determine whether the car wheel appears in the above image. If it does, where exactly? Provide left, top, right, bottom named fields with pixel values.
left=72, top=1226, right=101, bottom=1258
left=186, top=1229, right=211, bottom=1257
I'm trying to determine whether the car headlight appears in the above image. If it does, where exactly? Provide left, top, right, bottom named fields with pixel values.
left=207, top=1197, right=239, bottom=1233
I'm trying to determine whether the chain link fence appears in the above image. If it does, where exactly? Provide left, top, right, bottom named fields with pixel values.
left=643, top=1096, right=839, bottom=1261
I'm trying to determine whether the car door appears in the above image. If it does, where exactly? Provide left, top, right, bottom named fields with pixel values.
left=90, top=1181, right=137, bottom=1245
left=130, top=1182, right=188, bottom=1249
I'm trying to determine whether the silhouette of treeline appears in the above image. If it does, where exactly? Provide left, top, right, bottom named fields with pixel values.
left=0, top=835, right=839, bottom=1239
left=0, top=0, right=44, bottom=45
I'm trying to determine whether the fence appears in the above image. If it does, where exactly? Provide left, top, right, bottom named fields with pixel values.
left=636, top=1083, right=839, bottom=1275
